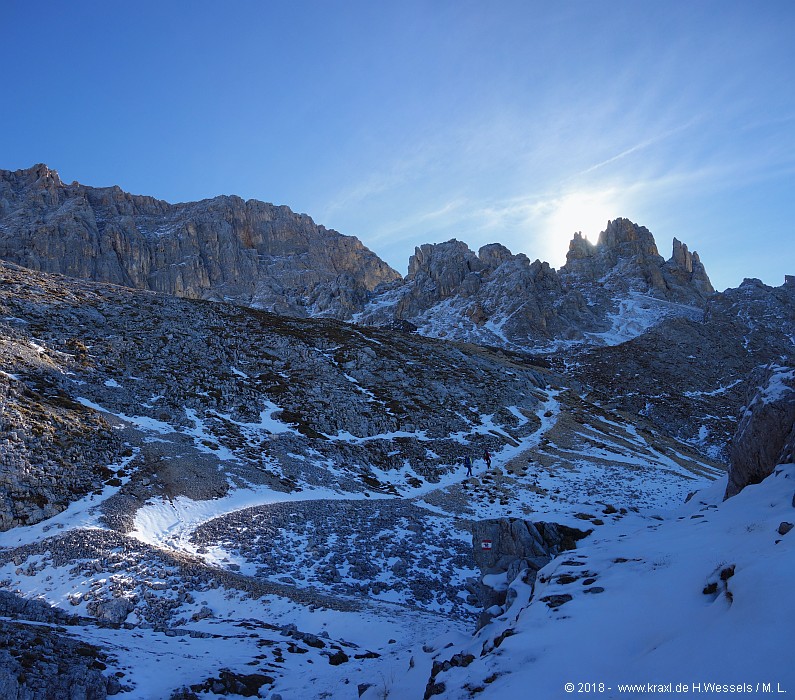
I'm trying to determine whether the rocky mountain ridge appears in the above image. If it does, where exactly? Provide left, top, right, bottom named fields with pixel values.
left=2, top=164, right=718, bottom=351
left=356, top=217, right=714, bottom=349
left=562, top=218, right=713, bottom=301
left=725, top=363, right=795, bottom=498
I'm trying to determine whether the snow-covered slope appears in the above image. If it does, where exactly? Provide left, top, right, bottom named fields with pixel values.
left=373, top=464, right=795, bottom=699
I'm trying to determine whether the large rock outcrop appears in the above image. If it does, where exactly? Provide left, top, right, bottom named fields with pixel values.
left=725, top=365, right=795, bottom=498
left=0, top=164, right=400, bottom=318
left=560, top=218, right=714, bottom=303
left=358, top=218, right=716, bottom=350
left=468, top=518, right=589, bottom=627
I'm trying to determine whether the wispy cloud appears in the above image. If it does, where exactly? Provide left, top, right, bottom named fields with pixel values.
left=368, top=198, right=468, bottom=245
left=321, top=154, right=423, bottom=218
left=318, top=51, right=795, bottom=279
left=573, top=118, right=704, bottom=179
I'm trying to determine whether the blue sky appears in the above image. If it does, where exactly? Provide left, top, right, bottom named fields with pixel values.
left=2, top=1, right=793, bottom=290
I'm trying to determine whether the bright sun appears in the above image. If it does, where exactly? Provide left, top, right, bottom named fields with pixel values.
left=548, top=190, right=616, bottom=241
left=541, top=189, right=619, bottom=266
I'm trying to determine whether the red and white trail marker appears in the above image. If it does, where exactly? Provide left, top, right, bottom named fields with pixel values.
left=481, top=539, right=493, bottom=550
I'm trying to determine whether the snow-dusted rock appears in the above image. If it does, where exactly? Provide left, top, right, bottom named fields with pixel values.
left=471, top=519, right=588, bottom=574
left=0, top=321, right=124, bottom=531
left=0, top=590, right=116, bottom=699
left=566, top=276, right=795, bottom=459
left=359, top=238, right=602, bottom=347
left=93, top=596, right=133, bottom=624
left=0, top=258, right=547, bottom=532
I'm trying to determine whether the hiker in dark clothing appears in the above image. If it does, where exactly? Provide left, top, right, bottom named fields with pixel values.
left=464, top=454, right=473, bottom=477
left=483, top=449, right=492, bottom=470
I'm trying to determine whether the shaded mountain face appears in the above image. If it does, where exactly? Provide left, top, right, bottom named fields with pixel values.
left=0, top=259, right=552, bottom=532
left=356, top=240, right=601, bottom=347
left=0, top=164, right=400, bottom=318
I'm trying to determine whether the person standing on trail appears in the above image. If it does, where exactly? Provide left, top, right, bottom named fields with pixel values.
left=483, top=449, right=492, bottom=470
left=464, top=454, right=473, bottom=477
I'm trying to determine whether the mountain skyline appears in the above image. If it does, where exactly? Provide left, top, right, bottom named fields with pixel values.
left=2, top=2, right=794, bottom=292
left=0, top=160, right=778, bottom=298
left=0, top=164, right=720, bottom=353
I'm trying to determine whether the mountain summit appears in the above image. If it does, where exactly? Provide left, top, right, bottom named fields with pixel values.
left=357, top=218, right=714, bottom=350
left=561, top=217, right=713, bottom=301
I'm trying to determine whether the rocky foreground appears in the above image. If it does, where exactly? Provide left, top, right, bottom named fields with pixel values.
left=0, top=258, right=742, bottom=698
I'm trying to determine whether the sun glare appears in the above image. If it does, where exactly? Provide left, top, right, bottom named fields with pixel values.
left=542, top=190, right=619, bottom=266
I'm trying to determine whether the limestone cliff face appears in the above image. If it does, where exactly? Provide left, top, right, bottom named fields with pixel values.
left=0, top=164, right=400, bottom=318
